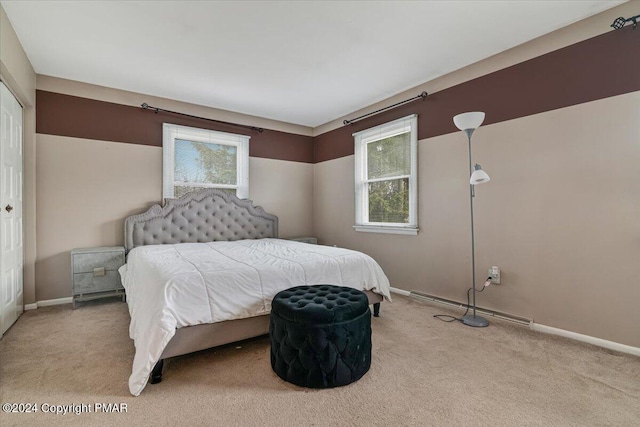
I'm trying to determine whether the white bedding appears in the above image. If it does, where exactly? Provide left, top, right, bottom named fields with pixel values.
left=119, top=238, right=391, bottom=396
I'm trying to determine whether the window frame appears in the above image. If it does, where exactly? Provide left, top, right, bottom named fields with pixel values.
left=162, top=123, right=250, bottom=200
left=353, top=114, right=418, bottom=235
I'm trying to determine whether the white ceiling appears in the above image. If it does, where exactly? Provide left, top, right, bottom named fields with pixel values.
left=1, top=1, right=624, bottom=127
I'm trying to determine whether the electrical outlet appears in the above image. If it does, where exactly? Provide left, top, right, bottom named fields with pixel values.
left=488, top=266, right=501, bottom=284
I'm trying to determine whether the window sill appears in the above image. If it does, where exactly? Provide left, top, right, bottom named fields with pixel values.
left=353, top=225, right=419, bottom=236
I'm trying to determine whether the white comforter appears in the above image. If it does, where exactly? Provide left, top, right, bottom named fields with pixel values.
left=119, top=238, right=391, bottom=396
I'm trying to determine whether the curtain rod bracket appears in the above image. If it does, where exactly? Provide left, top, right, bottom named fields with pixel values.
left=140, top=103, right=264, bottom=133
left=141, top=103, right=157, bottom=113
left=611, top=14, right=640, bottom=30
left=343, top=91, right=428, bottom=126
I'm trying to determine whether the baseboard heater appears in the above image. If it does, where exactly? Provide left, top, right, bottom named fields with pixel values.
left=410, top=291, right=532, bottom=327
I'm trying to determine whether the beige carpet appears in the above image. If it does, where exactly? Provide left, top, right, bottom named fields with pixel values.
left=1, top=295, right=638, bottom=427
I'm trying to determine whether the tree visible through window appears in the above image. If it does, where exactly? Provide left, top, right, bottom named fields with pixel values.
left=354, top=115, right=418, bottom=234
left=173, top=139, right=238, bottom=198
left=367, top=132, right=411, bottom=223
left=163, top=124, right=249, bottom=199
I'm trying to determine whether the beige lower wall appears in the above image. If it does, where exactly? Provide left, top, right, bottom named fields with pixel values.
left=248, top=156, right=314, bottom=237
left=313, top=91, right=640, bottom=348
left=35, top=134, right=314, bottom=301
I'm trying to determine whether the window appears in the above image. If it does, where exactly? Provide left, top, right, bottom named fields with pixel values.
left=163, top=123, right=249, bottom=199
left=354, top=114, right=418, bottom=235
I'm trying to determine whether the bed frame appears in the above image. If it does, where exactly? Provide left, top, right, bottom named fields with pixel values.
left=123, top=188, right=383, bottom=385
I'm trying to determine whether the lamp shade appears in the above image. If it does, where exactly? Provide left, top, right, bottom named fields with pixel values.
left=470, top=164, right=490, bottom=185
left=453, top=112, right=485, bottom=131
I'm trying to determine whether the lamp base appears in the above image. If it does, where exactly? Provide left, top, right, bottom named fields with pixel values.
left=462, top=314, right=489, bottom=327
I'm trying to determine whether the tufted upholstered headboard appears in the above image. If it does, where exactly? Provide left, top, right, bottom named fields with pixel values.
left=124, top=189, right=278, bottom=253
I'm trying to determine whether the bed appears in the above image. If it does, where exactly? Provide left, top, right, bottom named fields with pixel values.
left=119, top=189, right=391, bottom=396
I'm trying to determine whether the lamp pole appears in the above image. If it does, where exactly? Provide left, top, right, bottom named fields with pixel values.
left=462, top=128, right=489, bottom=328
left=453, top=111, right=490, bottom=327
left=466, top=130, right=478, bottom=320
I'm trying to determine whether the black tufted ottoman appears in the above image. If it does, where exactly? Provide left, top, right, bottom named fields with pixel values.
left=269, top=285, right=372, bottom=388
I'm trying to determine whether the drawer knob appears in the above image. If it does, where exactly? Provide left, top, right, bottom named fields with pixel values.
left=5, top=204, right=13, bottom=213
left=93, top=267, right=106, bottom=277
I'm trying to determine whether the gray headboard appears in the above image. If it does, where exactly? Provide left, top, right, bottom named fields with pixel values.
left=124, top=189, right=278, bottom=253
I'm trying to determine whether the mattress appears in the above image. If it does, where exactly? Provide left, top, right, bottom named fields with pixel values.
left=119, top=238, right=391, bottom=396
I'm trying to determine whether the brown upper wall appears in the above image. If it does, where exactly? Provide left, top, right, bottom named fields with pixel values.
left=314, top=26, right=640, bottom=162
left=36, top=25, right=639, bottom=165
left=36, top=90, right=315, bottom=163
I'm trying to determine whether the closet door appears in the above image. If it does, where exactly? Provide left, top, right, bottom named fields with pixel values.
left=0, top=81, right=24, bottom=336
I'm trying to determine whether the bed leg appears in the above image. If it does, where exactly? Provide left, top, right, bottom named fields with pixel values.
left=150, top=359, right=164, bottom=384
left=373, top=302, right=380, bottom=317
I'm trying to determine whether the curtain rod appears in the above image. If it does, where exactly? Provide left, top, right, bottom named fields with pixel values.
left=141, top=103, right=264, bottom=133
left=343, top=91, right=428, bottom=126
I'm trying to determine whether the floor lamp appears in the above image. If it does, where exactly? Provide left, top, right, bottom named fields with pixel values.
left=453, top=112, right=490, bottom=328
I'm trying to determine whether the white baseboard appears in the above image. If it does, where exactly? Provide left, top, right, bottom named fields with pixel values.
left=390, top=286, right=411, bottom=296
left=25, top=297, right=73, bottom=309
left=406, top=289, right=638, bottom=357
left=531, top=323, right=640, bottom=357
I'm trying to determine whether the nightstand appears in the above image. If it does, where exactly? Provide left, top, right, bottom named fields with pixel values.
left=71, top=246, right=125, bottom=308
left=288, top=237, right=318, bottom=244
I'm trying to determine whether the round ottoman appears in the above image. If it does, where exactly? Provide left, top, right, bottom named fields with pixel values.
left=269, top=285, right=372, bottom=388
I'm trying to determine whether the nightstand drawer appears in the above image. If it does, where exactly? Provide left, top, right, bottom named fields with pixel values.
left=73, top=270, right=122, bottom=294
left=72, top=251, right=124, bottom=273
left=71, top=246, right=126, bottom=308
